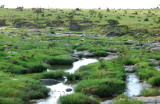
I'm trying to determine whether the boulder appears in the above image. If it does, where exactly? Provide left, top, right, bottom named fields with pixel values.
left=66, top=88, right=72, bottom=92
left=84, top=53, right=94, bottom=57
left=40, top=79, right=60, bottom=85
left=125, top=66, right=135, bottom=73
left=14, top=21, right=37, bottom=28
left=107, top=31, right=122, bottom=36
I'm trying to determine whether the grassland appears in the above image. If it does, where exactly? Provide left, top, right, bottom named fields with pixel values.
left=0, top=8, right=160, bottom=104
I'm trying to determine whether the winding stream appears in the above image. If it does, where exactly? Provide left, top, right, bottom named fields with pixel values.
left=36, top=58, right=98, bottom=104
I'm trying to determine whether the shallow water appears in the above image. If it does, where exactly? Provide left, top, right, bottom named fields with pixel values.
left=124, top=73, right=143, bottom=97
left=36, top=58, right=98, bottom=104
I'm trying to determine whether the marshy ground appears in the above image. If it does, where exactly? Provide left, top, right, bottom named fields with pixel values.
left=0, top=8, right=160, bottom=104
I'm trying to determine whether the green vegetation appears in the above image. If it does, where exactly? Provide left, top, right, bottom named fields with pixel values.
left=113, top=94, right=142, bottom=104
left=0, top=7, right=160, bottom=104
left=75, top=78, right=125, bottom=97
left=148, top=76, right=160, bottom=86
left=59, top=93, right=99, bottom=104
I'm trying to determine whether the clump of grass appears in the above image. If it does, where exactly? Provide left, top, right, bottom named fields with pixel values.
left=148, top=76, right=160, bottom=86
left=41, top=70, right=65, bottom=79
left=9, top=65, right=28, bottom=74
left=113, top=94, right=142, bottom=104
left=59, top=93, right=99, bottom=104
left=93, top=51, right=108, bottom=57
left=27, top=63, right=48, bottom=73
left=0, top=52, right=7, bottom=57
left=75, top=78, right=125, bottom=97
left=141, top=88, right=160, bottom=96
left=65, top=73, right=81, bottom=81
left=75, top=46, right=88, bottom=51
left=47, top=55, right=74, bottom=65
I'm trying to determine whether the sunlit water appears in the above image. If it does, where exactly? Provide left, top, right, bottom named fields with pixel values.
left=36, top=58, right=98, bottom=104
left=124, top=73, right=143, bottom=97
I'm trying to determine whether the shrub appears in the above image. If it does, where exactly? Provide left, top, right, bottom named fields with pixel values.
left=148, top=76, right=160, bottom=86
left=41, top=70, right=65, bottom=79
left=144, top=17, right=149, bottom=21
left=59, top=93, right=99, bottom=104
left=75, top=78, right=125, bottom=97
left=47, top=55, right=74, bottom=65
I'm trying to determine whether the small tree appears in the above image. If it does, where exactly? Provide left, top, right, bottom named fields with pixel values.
left=107, top=19, right=119, bottom=28
left=16, top=6, right=24, bottom=11
left=0, top=5, right=5, bottom=8
left=33, top=8, right=44, bottom=20
left=106, top=8, right=110, bottom=12
left=98, top=12, right=103, bottom=20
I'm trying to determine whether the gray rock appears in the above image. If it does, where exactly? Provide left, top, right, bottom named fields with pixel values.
left=40, top=79, right=60, bottom=85
left=84, top=53, right=94, bottom=57
left=66, top=88, right=72, bottom=92
left=125, top=66, right=135, bottom=73
left=100, top=100, right=113, bottom=104
left=148, top=59, right=159, bottom=65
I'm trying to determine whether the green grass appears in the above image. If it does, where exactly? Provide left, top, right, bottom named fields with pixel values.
left=148, top=76, right=160, bottom=86
left=59, top=93, right=99, bottom=104
left=141, top=88, right=160, bottom=96
left=113, top=94, right=142, bottom=104
left=75, top=78, right=125, bottom=97
left=41, top=70, right=65, bottom=79
left=47, top=55, right=74, bottom=65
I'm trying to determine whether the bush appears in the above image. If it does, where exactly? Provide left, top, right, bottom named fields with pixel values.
left=75, top=78, right=125, bottom=97
left=59, top=93, right=99, bottom=104
left=144, top=17, right=149, bottom=21
left=41, top=70, right=65, bottom=79
left=47, top=55, right=74, bottom=65
left=148, top=76, right=160, bottom=86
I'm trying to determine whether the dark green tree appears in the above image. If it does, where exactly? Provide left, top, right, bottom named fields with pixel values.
left=107, top=19, right=119, bottom=27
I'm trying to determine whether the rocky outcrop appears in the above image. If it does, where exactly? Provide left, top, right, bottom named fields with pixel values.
left=14, top=21, right=37, bottom=28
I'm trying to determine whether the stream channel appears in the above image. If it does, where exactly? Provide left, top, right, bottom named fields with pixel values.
left=35, top=58, right=143, bottom=104
left=35, top=58, right=98, bottom=104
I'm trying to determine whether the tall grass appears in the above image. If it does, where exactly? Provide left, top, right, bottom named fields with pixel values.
left=59, top=93, right=99, bottom=104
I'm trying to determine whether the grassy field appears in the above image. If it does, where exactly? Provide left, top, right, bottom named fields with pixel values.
left=0, top=8, right=160, bottom=104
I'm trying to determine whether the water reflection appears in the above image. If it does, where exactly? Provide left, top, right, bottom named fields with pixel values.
left=124, top=73, right=142, bottom=97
